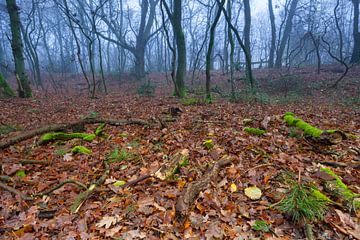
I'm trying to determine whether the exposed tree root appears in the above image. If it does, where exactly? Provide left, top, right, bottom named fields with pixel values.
left=175, top=156, right=232, bottom=222
left=0, top=118, right=149, bottom=150
left=70, top=160, right=110, bottom=213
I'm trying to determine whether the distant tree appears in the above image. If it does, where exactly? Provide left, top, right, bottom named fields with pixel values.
left=205, top=0, right=225, bottom=101
left=6, top=0, right=32, bottom=98
left=275, top=0, right=299, bottom=68
left=268, top=0, right=276, bottom=68
left=162, top=0, right=186, bottom=98
left=350, top=0, right=360, bottom=63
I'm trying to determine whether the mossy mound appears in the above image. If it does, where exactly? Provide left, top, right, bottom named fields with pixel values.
left=320, top=167, right=360, bottom=210
left=0, top=73, right=15, bottom=98
left=40, top=132, right=96, bottom=144
left=244, top=127, right=266, bottom=136
left=71, top=146, right=92, bottom=155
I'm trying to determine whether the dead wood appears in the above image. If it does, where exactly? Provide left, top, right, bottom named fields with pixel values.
left=123, top=149, right=189, bottom=187
left=175, top=156, right=232, bottom=221
left=0, top=118, right=149, bottom=150
left=70, top=160, right=110, bottom=213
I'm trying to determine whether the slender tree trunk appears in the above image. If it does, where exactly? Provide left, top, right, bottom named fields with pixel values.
left=275, top=0, right=298, bottom=68
left=351, top=0, right=360, bottom=63
left=172, top=0, right=186, bottom=97
left=268, top=0, right=276, bottom=68
left=227, top=0, right=235, bottom=99
left=206, top=0, right=225, bottom=101
left=6, top=0, right=32, bottom=98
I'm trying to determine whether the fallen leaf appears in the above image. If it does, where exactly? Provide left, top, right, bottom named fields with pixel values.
left=244, top=186, right=262, bottom=200
left=96, top=215, right=120, bottom=229
left=230, top=183, right=237, bottom=193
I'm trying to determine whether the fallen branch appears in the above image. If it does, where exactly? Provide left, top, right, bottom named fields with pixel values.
left=34, top=179, right=87, bottom=197
left=175, top=156, right=232, bottom=221
left=123, top=149, right=190, bottom=187
left=70, top=160, right=110, bottom=213
left=0, top=118, right=149, bottom=150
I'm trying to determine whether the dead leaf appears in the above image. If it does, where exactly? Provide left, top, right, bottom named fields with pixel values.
left=96, top=215, right=120, bottom=229
left=244, top=186, right=262, bottom=200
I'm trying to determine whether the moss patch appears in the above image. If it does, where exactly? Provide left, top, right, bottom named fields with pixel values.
left=40, top=132, right=96, bottom=144
left=244, top=127, right=266, bottom=136
left=320, top=167, right=360, bottom=210
left=284, top=112, right=323, bottom=137
left=71, top=146, right=92, bottom=155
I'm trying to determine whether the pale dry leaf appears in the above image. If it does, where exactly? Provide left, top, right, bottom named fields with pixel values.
left=95, top=215, right=120, bottom=229
left=244, top=186, right=262, bottom=200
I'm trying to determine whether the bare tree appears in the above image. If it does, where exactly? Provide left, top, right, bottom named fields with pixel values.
left=6, top=0, right=32, bottom=97
left=351, top=0, right=360, bottom=63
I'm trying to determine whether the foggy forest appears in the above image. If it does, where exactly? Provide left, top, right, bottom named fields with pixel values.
left=0, top=0, right=360, bottom=239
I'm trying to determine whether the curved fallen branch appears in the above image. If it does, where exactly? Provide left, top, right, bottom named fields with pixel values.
left=175, top=156, right=232, bottom=221
left=0, top=118, right=149, bottom=150
left=70, top=160, right=110, bottom=213
left=34, top=179, right=87, bottom=197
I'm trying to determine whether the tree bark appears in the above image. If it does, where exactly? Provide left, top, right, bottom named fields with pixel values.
left=268, top=0, right=276, bottom=68
left=351, top=0, right=360, bottom=63
left=206, top=0, right=225, bottom=101
left=275, top=0, right=299, bottom=68
left=6, top=0, right=32, bottom=98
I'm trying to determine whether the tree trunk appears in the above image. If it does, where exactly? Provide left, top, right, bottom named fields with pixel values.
left=268, top=0, right=276, bottom=68
left=351, top=0, right=360, bottom=63
left=6, top=0, right=32, bottom=98
left=275, top=0, right=298, bottom=68
left=173, top=0, right=186, bottom=97
left=206, top=0, right=225, bottom=101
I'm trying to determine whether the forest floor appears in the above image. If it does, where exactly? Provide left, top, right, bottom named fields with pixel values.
left=0, top=67, right=360, bottom=239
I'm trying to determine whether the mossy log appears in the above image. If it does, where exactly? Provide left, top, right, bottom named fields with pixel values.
left=175, top=156, right=232, bottom=221
left=0, top=118, right=148, bottom=150
left=283, top=112, right=345, bottom=144
left=320, top=167, right=360, bottom=210
left=40, top=132, right=96, bottom=144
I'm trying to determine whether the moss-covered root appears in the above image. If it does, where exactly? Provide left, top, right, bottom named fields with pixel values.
left=320, top=167, right=360, bottom=210
left=0, top=73, right=15, bottom=98
left=40, top=132, right=96, bottom=144
left=244, top=127, right=266, bottom=136
left=71, top=146, right=92, bottom=155
left=284, top=112, right=323, bottom=137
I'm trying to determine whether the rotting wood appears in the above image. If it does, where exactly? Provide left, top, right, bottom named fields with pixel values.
left=70, top=160, right=110, bottom=213
left=123, top=149, right=190, bottom=188
left=0, top=118, right=149, bottom=150
left=175, top=156, right=232, bottom=222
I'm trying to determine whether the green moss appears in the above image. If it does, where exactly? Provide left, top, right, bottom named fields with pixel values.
left=244, top=127, right=266, bottom=136
left=310, top=188, right=332, bottom=203
left=320, top=167, right=360, bottom=209
left=71, top=146, right=92, bottom=155
left=95, top=123, right=106, bottom=136
left=283, top=112, right=323, bottom=138
left=106, top=148, right=133, bottom=163
left=40, top=132, right=96, bottom=144
left=0, top=73, right=15, bottom=98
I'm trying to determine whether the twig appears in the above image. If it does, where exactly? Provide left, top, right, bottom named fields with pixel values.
left=34, top=179, right=87, bottom=197
left=20, top=160, right=50, bottom=165
left=70, top=160, right=110, bottom=213
left=243, top=163, right=274, bottom=175
left=305, top=223, right=314, bottom=240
